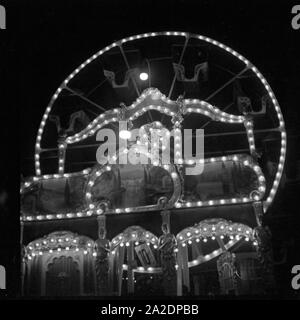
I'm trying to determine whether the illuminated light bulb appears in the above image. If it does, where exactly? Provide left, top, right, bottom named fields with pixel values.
left=211, top=236, right=216, bottom=240
left=196, top=238, right=200, bottom=243
left=125, top=242, right=130, bottom=247
left=119, top=130, right=131, bottom=140
left=92, top=252, right=97, bottom=257
left=120, top=242, right=124, bottom=247
left=203, top=238, right=207, bottom=242
left=188, top=240, right=192, bottom=245
left=139, top=72, right=149, bottom=81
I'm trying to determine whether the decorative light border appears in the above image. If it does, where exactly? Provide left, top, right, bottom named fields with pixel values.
left=24, top=231, right=95, bottom=260
left=111, top=226, right=159, bottom=250
left=176, top=219, right=255, bottom=244
left=20, top=152, right=265, bottom=222
left=85, top=161, right=181, bottom=215
left=121, top=238, right=242, bottom=274
left=64, top=88, right=245, bottom=145
left=176, top=219, right=257, bottom=268
left=178, top=153, right=266, bottom=208
left=20, top=168, right=91, bottom=194
left=112, top=219, right=257, bottom=273
left=23, top=220, right=257, bottom=273
left=33, top=31, right=285, bottom=212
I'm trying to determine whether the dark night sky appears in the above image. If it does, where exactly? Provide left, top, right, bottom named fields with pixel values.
left=12, top=0, right=300, bottom=164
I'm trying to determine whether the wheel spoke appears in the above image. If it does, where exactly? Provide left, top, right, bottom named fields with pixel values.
left=168, top=36, right=189, bottom=99
left=64, top=85, right=107, bottom=112
left=119, top=44, right=140, bottom=97
left=205, top=66, right=249, bottom=102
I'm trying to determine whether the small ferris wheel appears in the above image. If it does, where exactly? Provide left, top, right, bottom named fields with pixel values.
left=33, top=31, right=286, bottom=213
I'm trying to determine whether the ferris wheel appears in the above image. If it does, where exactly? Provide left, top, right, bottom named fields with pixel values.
left=33, top=31, right=286, bottom=213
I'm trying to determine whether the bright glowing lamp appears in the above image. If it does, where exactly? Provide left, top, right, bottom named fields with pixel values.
left=119, top=130, right=131, bottom=140
left=139, top=72, right=148, bottom=81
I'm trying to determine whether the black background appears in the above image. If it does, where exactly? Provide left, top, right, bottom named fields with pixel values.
left=1, top=0, right=300, bottom=307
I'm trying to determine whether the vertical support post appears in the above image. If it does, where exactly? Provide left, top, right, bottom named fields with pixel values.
left=159, top=210, right=177, bottom=296
left=117, top=246, right=125, bottom=296
left=177, top=250, right=182, bottom=296
left=79, top=253, right=84, bottom=295
left=181, top=244, right=190, bottom=293
left=252, top=201, right=264, bottom=226
left=95, top=215, right=111, bottom=296
left=127, top=242, right=135, bottom=294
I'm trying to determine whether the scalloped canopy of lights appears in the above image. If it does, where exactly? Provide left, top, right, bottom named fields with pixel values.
left=24, top=220, right=258, bottom=271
